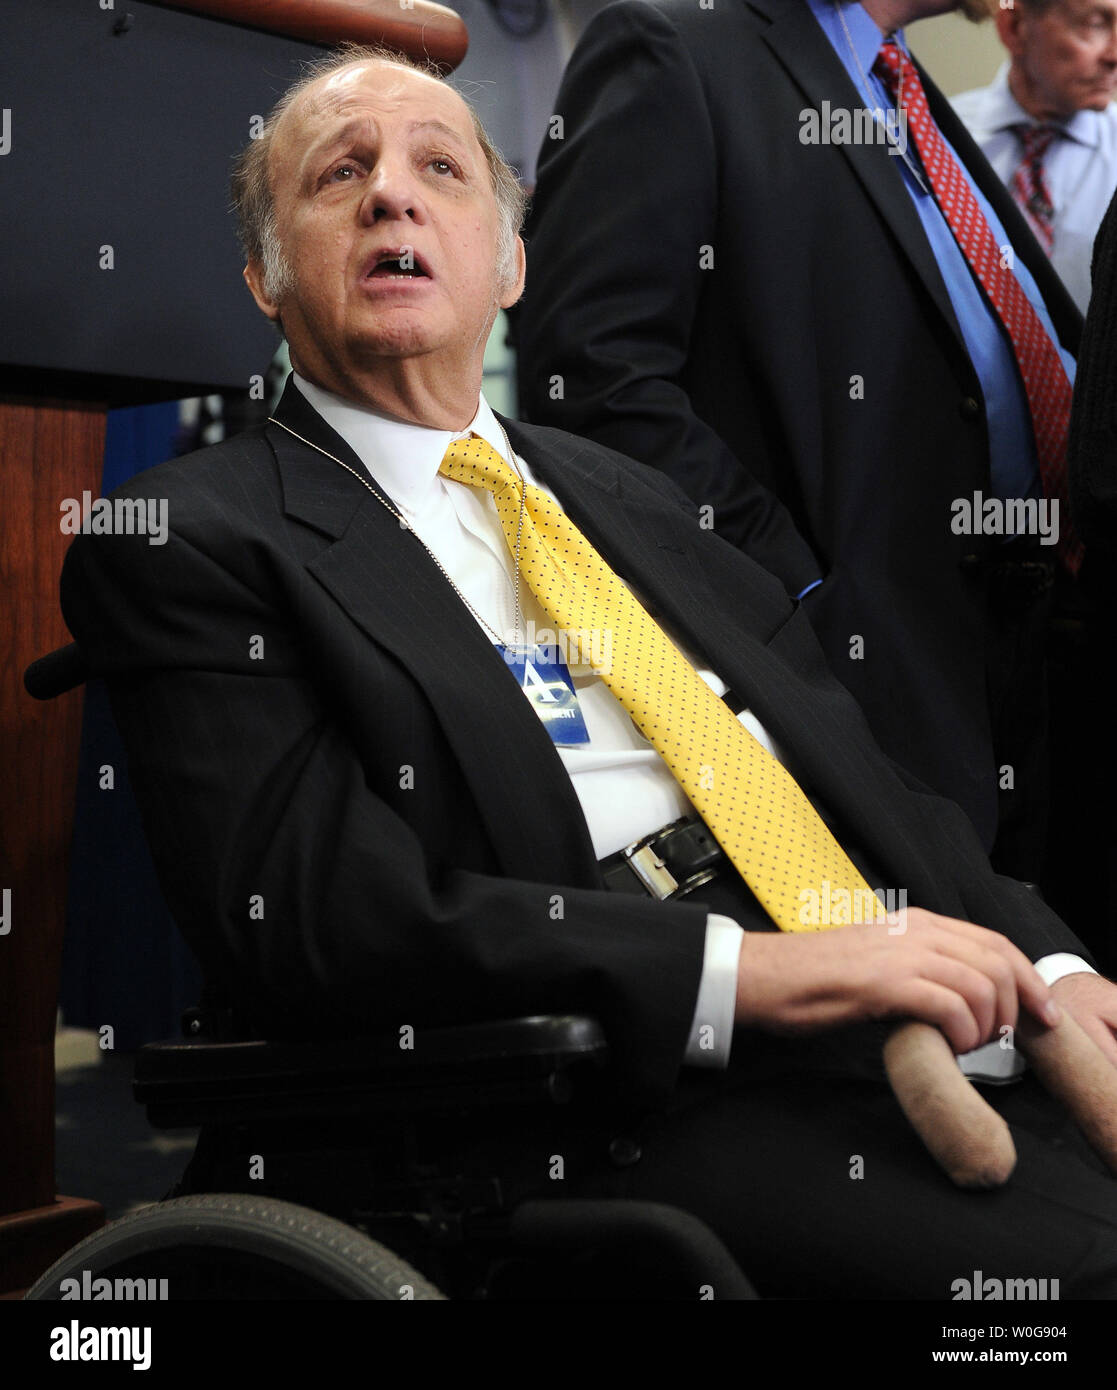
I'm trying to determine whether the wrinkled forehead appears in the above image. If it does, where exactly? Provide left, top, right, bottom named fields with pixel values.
left=272, top=60, right=479, bottom=171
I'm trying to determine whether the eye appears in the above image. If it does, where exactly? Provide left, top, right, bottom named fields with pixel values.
left=321, top=158, right=370, bottom=187
left=427, top=156, right=458, bottom=177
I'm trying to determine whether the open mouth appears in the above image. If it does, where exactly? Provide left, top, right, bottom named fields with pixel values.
left=364, top=250, right=431, bottom=280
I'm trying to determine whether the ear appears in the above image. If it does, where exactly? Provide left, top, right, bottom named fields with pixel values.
left=995, top=4, right=1027, bottom=57
left=243, top=260, right=281, bottom=322
left=499, top=235, right=527, bottom=310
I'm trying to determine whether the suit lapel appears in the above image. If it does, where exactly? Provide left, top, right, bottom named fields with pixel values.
left=501, top=417, right=732, bottom=667
left=748, top=0, right=969, bottom=359
left=521, top=429, right=769, bottom=711
left=267, top=383, right=600, bottom=885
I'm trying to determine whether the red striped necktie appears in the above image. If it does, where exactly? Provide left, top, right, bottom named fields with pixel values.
left=1011, top=123, right=1060, bottom=255
left=873, top=39, right=1080, bottom=574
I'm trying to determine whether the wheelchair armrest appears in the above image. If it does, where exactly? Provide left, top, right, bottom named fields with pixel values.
left=133, top=1015, right=609, bottom=1128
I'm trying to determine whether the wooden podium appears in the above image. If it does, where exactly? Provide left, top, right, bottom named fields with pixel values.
left=0, top=0, right=466, bottom=1295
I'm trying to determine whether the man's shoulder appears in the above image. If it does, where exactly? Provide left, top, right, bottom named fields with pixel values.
left=100, top=425, right=276, bottom=504
left=575, top=0, right=771, bottom=50
left=951, top=85, right=994, bottom=124
left=948, top=66, right=1013, bottom=145
left=60, top=423, right=285, bottom=588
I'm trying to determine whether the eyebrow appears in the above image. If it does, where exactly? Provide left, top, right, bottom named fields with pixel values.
left=303, top=116, right=473, bottom=174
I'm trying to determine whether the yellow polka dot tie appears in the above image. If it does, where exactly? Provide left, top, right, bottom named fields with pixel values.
left=440, top=436, right=879, bottom=932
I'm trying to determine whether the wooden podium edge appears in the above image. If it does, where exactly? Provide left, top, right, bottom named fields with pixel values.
left=1, top=399, right=108, bottom=1292
left=149, top=0, right=470, bottom=70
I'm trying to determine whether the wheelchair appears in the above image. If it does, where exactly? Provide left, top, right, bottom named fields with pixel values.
left=23, top=645, right=757, bottom=1301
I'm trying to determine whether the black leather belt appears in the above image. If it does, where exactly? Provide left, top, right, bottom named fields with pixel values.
left=600, top=815, right=725, bottom=901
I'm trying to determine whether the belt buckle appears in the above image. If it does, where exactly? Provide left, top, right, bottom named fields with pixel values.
left=623, top=841, right=681, bottom=901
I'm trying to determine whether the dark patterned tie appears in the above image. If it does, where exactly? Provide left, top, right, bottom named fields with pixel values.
left=1010, top=123, right=1060, bottom=255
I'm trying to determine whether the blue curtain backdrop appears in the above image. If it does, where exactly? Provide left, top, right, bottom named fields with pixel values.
left=60, top=402, right=203, bottom=1049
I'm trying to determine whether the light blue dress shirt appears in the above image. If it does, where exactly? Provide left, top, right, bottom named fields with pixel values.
left=953, top=63, right=1117, bottom=316
left=806, top=0, right=1076, bottom=503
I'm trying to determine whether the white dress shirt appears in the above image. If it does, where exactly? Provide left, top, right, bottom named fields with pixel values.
left=953, top=64, right=1117, bottom=315
left=291, top=372, right=1092, bottom=1079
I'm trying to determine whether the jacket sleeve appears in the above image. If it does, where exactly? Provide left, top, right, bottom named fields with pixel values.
left=59, top=513, right=715, bottom=1103
left=1070, top=189, right=1117, bottom=591
left=516, top=0, right=822, bottom=597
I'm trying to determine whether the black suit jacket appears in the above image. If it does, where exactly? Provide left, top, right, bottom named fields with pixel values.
left=60, top=379, right=1088, bottom=1104
left=1070, top=188, right=1117, bottom=591
left=516, top=0, right=1083, bottom=850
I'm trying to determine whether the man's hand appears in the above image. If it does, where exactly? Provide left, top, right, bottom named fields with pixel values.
left=1016, top=977, right=1117, bottom=1175
left=1050, top=972, right=1117, bottom=1069
left=734, top=907, right=1061, bottom=1055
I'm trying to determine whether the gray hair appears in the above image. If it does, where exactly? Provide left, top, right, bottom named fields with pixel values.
left=230, top=43, right=528, bottom=313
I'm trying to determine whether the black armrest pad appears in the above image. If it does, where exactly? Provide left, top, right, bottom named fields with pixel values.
left=133, top=1015, right=609, bottom=1119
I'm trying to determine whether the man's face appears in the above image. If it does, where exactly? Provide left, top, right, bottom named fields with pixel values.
left=1004, top=0, right=1117, bottom=118
left=245, top=61, right=524, bottom=389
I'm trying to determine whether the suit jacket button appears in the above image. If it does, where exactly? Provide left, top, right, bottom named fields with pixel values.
left=609, top=1137, right=642, bottom=1167
left=959, top=396, right=981, bottom=420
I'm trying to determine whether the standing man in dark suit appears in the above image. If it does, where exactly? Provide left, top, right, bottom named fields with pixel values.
left=517, top=0, right=1085, bottom=907
left=59, top=46, right=1117, bottom=1298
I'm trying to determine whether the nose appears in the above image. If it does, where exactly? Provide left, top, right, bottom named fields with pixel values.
left=359, top=153, right=427, bottom=225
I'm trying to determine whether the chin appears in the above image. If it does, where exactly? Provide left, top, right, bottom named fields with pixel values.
left=354, top=319, right=442, bottom=359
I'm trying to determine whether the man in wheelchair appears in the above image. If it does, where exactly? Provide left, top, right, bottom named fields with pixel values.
left=56, top=44, right=1117, bottom=1299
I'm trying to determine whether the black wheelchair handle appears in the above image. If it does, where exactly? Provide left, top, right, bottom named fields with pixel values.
left=23, top=642, right=87, bottom=700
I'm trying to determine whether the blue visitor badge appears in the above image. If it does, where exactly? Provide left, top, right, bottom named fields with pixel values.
left=498, top=644, right=591, bottom=746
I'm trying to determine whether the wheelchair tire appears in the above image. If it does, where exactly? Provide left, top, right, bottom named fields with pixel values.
left=24, top=1193, right=446, bottom=1300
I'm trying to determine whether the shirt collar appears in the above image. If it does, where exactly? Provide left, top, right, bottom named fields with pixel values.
left=981, top=60, right=1102, bottom=150
left=807, top=0, right=902, bottom=91
left=290, top=370, right=511, bottom=513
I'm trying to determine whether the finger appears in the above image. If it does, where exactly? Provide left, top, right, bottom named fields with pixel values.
left=1018, top=1011, right=1117, bottom=1174
left=917, top=918, right=1053, bottom=1026
left=884, top=1021, right=1016, bottom=1189
left=925, top=943, right=1016, bottom=1042
left=899, top=957, right=1003, bottom=1053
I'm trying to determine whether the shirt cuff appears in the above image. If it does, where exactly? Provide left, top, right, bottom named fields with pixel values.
left=956, top=953, right=1096, bottom=1081
left=1033, top=952, right=1096, bottom=987
left=684, top=915, right=743, bottom=1068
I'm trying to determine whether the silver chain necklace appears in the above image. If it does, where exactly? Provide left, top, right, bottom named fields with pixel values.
left=836, top=3, right=930, bottom=196
left=267, top=414, right=530, bottom=650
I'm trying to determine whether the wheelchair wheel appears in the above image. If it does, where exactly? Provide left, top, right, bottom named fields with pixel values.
left=24, top=1193, right=446, bottom=1300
